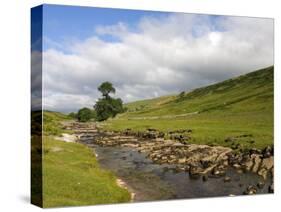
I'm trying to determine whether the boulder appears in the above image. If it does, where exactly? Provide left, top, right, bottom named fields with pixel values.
left=260, top=157, right=274, bottom=170
left=224, top=176, right=231, bottom=182
left=250, top=148, right=262, bottom=155
left=233, top=163, right=241, bottom=169
left=55, top=133, right=77, bottom=143
left=243, top=159, right=254, bottom=171
left=258, top=168, right=268, bottom=180
left=251, top=154, right=262, bottom=173
left=262, top=146, right=273, bottom=158
left=258, top=156, right=273, bottom=179
left=211, top=167, right=226, bottom=178
left=257, top=182, right=265, bottom=189
left=178, top=158, right=186, bottom=164
left=155, top=137, right=165, bottom=142
left=237, top=169, right=244, bottom=174
left=243, top=185, right=257, bottom=195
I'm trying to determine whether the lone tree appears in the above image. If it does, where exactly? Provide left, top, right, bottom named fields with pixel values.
left=94, top=82, right=124, bottom=121
left=98, top=81, right=116, bottom=98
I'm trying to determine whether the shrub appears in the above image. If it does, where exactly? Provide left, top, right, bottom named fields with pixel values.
left=77, top=108, right=92, bottom=122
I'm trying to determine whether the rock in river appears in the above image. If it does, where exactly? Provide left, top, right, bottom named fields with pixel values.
left=243, top=185, right=257, bottom=195
left=224, top=176, right=231, bottom=182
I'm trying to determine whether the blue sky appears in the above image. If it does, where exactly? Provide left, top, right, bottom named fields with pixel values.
left=43, top=4, right=169, bottom=49
left=42, top=4, right=226, bottom=51
left=35, top=4, right=273, bottom=112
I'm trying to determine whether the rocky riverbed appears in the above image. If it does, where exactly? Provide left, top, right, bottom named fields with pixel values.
left=62, top=122, right=274, bottom=197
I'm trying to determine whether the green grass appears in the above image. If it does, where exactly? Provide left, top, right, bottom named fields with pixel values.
left=38, top=111, right=131, bottom=207
left=43, top=137, right=131, bottom=208
left=104, top=66, right=274, bottom=150
left=43, top=111, right=73, bottom=135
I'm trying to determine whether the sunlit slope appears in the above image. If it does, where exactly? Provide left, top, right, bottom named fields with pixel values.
left=105, top=66, right=273, bottom=150
left=123, top=66, right=273, bottom=118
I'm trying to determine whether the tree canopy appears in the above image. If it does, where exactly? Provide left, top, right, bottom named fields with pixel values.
left=77, top=107, right=93, bottom=122
left=98, top=81, right=116, bottom=98
left=94, top=82, right=124, bottom=121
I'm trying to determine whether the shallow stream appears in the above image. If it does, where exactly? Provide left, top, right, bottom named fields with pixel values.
left=90, top=144, right=271, bottom=202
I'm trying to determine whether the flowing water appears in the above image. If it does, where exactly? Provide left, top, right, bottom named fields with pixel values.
left=89, top=144, right=271, bottom=202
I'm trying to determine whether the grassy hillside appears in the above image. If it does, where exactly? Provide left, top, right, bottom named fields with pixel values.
left=38, top=111, right=131, bottom=207
left=43, top=111, right=72, bottom=135
left=104, top=66, right=274, bottom=150
left=43, top=137, right=131, bottom=207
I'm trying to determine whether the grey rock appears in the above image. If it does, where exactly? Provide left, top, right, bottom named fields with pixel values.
left=224, top=176, right=231, bottom=182
left=243, top=185, right=257, bottom=195
left=257, top=182, right=265, bottom=189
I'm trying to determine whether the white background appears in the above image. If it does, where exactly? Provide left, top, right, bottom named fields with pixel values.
left=0, top=0, right=279, bottom=211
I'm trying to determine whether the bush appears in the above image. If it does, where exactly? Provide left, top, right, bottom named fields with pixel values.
left=77, top=108, right=92, bottom=122
left=68, top=112, right=77, bottom=119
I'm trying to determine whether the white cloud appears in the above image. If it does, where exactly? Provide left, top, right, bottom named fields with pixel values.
left=42, top=14, right=274, bottom=112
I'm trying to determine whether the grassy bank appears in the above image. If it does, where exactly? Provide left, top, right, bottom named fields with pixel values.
left=43, top=137, right=131, bottom=207
left=43, top=111, right=73, bottom=135
left=104, top=66, right=274, bottom=150
left=40, top=111, right=131, bottom=207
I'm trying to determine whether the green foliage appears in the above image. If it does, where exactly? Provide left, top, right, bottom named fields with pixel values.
left=178, top=91, right=185, bottom=99
left=94, top=82, right=124, bottom=121
left=43, top=137, right=131, bottom=207
left=77, top=107, right=93, bottom=122
left=94, top=97, right=123, bottom=121
left=98, top=81, right=116, bottom=98
left=68, top=112, right=77, bottom=119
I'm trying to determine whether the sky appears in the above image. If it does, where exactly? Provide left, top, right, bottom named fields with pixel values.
left=36, top=4, right=274, bottom=113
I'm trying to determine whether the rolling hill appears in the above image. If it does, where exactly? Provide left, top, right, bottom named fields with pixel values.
left=104, top=66, right=274, bottom=150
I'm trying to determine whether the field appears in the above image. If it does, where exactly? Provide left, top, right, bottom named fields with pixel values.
left=104, top=66, right=274, bottom=150
left=39, top=112, right=131, bottom=207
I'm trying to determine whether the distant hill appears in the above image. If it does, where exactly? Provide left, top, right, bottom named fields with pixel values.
left=124, top=66, right=273, bottom=118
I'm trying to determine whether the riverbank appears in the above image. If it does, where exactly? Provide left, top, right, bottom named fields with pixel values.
left=42, top=136, right=131, bottom=207
left=40, top=111, right=132, bottom=207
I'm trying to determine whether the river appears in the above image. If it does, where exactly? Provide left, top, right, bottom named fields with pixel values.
left=89, top=144, right=271, bottom=202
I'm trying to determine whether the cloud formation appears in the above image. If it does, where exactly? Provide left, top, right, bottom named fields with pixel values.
left=42, top=13, right=274, bottom=112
